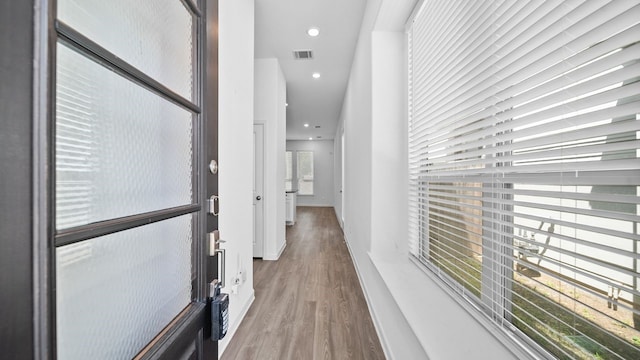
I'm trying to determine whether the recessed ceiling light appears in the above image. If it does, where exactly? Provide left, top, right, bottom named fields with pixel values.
left=304, top=123, right=309, bottom=127
left=307, top=27, right=320, bottom=37
left=285, top=102, right=289, bottom=107
left=308, top=137, right=313, bottom=141
left=312, top=72, right=321, bottom=79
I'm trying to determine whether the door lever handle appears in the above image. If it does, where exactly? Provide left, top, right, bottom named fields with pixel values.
left=256, top=195, right=262, bottom=201
left=208, top=231, right=226, bottom=289
left=208, top=231, right=225, bottom=253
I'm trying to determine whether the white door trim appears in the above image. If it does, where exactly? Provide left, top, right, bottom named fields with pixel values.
left=253, top=124, right=265, bottom=258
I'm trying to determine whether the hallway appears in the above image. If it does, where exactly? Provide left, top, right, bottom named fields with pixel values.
left=221, top=207, right=385, bottom=360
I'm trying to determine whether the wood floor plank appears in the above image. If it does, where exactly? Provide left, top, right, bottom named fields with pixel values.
left=220, top=207, right=385, bottom=360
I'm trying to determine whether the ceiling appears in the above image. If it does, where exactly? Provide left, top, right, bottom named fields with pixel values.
left=254, top=0, right=367, bottom=140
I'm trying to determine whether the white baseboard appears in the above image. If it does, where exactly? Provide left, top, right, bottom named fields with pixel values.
left=342, top=235, right=393, bottom=360
left=333, top=208, right=344, bottom=230
left=218, top=288, right=255, bottom=357
left=263, top=239, right=286, bottom=261
left=296, top=204, right=334, bottom=207
left=275, top=240, right=286, bottom=258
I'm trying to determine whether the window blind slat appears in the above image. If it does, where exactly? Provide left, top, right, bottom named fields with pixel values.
left=414, top=171, right=640, bottom=187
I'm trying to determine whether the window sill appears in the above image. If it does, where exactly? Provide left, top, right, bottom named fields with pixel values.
left=368, top=252, right=541, bottom=360
left=368, top=252, right=437, bottom=356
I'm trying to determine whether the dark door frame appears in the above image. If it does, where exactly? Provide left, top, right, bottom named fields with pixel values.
left=202, top=0, right=220, bottom=357
left=0, top=0, right=219, bottom=358
left=0, top=1, right=39, bottom=358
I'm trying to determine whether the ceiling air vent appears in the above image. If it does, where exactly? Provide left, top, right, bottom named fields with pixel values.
left=293, top=50, right=313, bottom=60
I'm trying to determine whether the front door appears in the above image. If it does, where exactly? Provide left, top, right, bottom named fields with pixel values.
left=2, top=0, right=220, bottom=358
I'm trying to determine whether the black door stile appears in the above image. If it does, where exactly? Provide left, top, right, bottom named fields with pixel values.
left=202, top=0, right=220, bottom=357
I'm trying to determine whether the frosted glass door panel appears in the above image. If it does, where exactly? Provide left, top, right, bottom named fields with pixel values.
left=56, top=43, right=193, bottom=230
left=56, top=215, right=192, bottom=360
left=58, top=0, right=193, bottom=99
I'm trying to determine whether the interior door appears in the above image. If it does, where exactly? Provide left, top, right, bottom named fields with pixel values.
left=46, top=0, right=218, bottom=358
left=253, top=124, right=265, bottom=258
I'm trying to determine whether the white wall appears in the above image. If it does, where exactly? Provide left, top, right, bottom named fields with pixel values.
left=217, top=0, right=256, bottom=355
left=370, top=30, right=408, bottom=258
left=286, top=140, right=334, bottom=207
left=254, top=58, right=287, bottom=261
left=335, top=1, right=426, bottom=358
left=336, top=0, right=532, bottom=359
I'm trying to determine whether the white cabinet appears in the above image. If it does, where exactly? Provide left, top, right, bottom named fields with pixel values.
left=285, top=191, right=297, bottom=225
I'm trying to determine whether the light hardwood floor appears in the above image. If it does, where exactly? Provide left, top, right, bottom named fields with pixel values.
left=220, top=207, right=385, bottom=360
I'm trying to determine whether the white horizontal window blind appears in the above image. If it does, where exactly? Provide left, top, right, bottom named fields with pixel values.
left=408, top=1, right=640, bottom=359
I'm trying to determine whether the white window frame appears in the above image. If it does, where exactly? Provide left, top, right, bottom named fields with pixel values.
left=285, top=150, right=293, bottom=191
left=296, top=150, right=314, bottom=196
